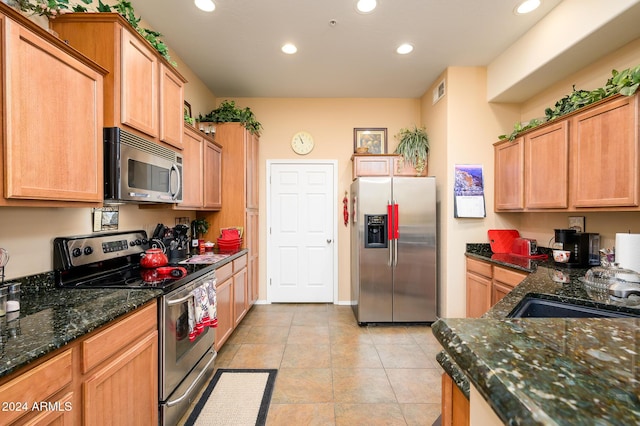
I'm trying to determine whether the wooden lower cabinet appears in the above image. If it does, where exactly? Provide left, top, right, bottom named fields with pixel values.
left=214, top=255, right=249, bottom=351
left=0, top=301, right=157, bottom=425
left=466, top=258, right=492, bottom=318
left=233, top=256, right=249, bottom=327
left=441, top=373, right=470, bottom=426
left=492, top=265, right=527, bottom=305
left=83, top=331, right=157, bottom=426
left=466, top=257, right=528, bottom=317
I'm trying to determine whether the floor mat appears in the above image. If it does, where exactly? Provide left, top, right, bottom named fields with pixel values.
left=185, top=369, right=278, bottom=426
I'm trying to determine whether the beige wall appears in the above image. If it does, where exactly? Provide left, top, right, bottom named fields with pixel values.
left=421, top=68, right=521, bottom=317
left=217, top=97, right=421, bottom=303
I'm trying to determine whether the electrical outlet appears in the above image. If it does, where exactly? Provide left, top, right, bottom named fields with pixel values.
left=568, top=216, right=585, bottom=232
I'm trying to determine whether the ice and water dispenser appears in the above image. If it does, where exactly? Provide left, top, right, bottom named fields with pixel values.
left=364, top=214, right=388, bottom=248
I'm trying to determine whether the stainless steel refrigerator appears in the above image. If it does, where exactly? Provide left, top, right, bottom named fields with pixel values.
left=350, top=176, right=437, bottom=324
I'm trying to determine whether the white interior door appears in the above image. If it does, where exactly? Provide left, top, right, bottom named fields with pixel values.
left=268, top=161, right=336, bottom=303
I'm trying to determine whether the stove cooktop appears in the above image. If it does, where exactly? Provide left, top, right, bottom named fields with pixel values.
left=53, top=230, right=230, bottom=292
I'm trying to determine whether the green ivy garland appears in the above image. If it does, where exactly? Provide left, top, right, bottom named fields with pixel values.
left=499, top=65, right=640, bottom=141
left=13, top=0, right=175, bottom=65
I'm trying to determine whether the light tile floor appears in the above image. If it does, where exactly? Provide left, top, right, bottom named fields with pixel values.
left=182, top=303, right=443, bottom=425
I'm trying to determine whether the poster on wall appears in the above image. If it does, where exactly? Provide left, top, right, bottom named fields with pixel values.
left=454, top=164, right=486, bottom=218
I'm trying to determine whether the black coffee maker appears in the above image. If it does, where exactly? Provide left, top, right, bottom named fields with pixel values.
left=554, top=229, right=600, bottom=267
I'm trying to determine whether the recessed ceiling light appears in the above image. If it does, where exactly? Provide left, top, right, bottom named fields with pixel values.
left=514, top=0, right=541, bottom=15
left=356, top=0, right=377, bottom=14
left=194, top=0, right=215, bottom=12
left=396, top=43, right=414, bottom=55
left=281, top=43, right=297, bottom=54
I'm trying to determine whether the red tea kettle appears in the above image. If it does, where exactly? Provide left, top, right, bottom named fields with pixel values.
left=140, top=248, right=168, bottom=268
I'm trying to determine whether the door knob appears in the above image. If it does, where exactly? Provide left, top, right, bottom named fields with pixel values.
left=327, top=239, right=332, bottom=243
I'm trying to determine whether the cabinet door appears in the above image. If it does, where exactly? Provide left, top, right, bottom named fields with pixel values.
left=494, top=138, right=524, bottom=211
left=23, top=392, right=75, bottom=426
left=120, top=28, right=158, bottom=138
left=83, top=331, right=158, bottom=426
left=524, top=122, right=569, bottom=209
left=246, top=132, right=259, bottom=209
left=3, top=19, right=103, bottom=202
left=159, top=64, right=184, bottom=149
left=233, top=260, right=248, bottom=326
left=180, top=127, right=204, bottom=208
left=492, top=266, right=527, bottom=305
left=571, top=95, right=638, bottom=207
left=204, top=141, right=222, bottom=210
left=492, top=281, right=513, bottom=305
left=352, top=155, right=392, bottom=179
left=466, top=272, right=492, bottom=318
left=246, top=210, right=259, bottom=305
left=214, top=277, right=234, bottom=351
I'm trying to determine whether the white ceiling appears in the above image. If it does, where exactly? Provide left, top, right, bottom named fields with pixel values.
left=128, top=0, right=632, bottom=100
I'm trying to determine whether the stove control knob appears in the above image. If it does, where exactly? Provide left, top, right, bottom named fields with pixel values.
left=72, top=248, right=82, bottom=257
left=134, top=239, right=142, bottom=246
left=129, top=240, right=135, bottom=247
left=84, top=246, right=93, bottom=256
left=141, top=238, right=148, bottom=245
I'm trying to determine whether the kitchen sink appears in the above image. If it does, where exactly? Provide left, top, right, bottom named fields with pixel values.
left=507, top=295, right=640, bottom=318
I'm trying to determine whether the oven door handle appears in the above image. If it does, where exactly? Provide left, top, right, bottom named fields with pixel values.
left=167, top=292, right=195, bottom=306
left=165, top=350, right=217, bottom=407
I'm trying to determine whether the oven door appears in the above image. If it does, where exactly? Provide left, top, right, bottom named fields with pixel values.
left=160, top=272, right=216, bottom=402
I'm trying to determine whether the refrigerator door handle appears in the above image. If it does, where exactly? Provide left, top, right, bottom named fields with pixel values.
left=393, top=202, right=399, bottom=266
left=387, top=202, right=393, bottom=266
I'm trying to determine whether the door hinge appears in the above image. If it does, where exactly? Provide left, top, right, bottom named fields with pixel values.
left=269, top=278, right=272, bottom=286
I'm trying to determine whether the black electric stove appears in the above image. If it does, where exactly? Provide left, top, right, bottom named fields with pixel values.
left=53, top=230, right=215, bottom=292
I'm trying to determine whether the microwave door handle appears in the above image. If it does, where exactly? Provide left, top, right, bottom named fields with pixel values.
left=171, top=163, right=182, bottom=200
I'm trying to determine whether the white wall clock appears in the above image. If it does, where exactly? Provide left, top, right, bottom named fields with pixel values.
left=291, top=131, right=314, bottom=155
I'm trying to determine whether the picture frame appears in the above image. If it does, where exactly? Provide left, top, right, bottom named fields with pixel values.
left=354, top=128, right=387, bottom=154
left=184, top=101, right=192, bottom=119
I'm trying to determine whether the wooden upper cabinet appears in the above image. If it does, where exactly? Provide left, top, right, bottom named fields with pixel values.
left=246, top=133, right=259, bottom=209
left=571, top=94, right=639, bottom=208
left=351, top=154, right=427, bottom=180
left=51, top=13, right=186, bottom=148
left=204, top=140, right=222, bottom=209
left=120, top=28, right=158, bottom=137
left=524, top=121, right=569, bottom=209
left=494, top=138, right=524, bottom=211
left=1, top=11, right=105, bottom=205
left=180, top=126, right=205, bottom=209
left=178, top=125, right=222, bottom=211
left=160, top=63, right=185, bottom=149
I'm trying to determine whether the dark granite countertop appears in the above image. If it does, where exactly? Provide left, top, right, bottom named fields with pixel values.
left=0, top=249, right=247, bottom=380
left=434, top=244, right=640, bottom=425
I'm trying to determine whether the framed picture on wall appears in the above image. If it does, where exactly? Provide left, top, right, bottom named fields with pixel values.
left=184, top=101, right=192, bottom=120
left=354, top=128, right=387, bottom=154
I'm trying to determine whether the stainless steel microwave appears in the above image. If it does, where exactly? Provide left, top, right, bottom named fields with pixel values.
left=104, top=127, right=183, bottom=204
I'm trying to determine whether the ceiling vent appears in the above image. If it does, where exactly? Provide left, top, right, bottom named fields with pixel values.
left=433, top=80, right=446, bottom=104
